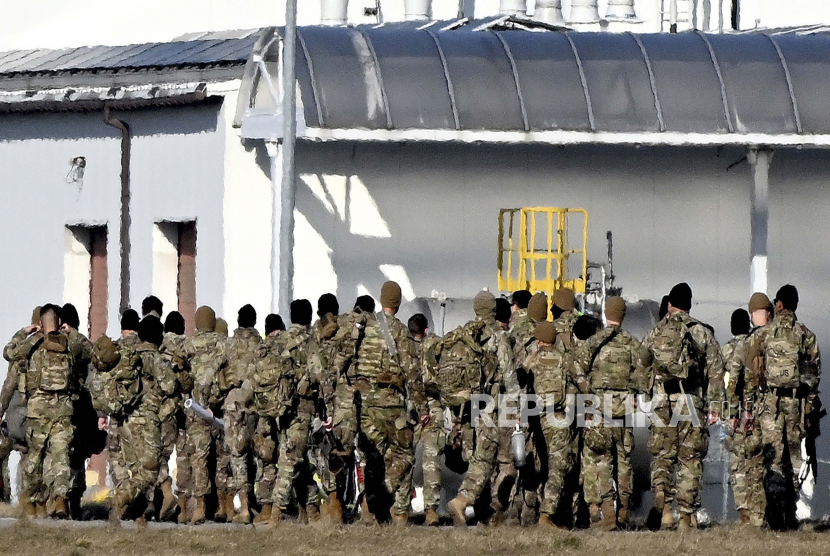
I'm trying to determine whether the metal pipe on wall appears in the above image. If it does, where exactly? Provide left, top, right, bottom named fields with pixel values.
left=103, top=105, right=131, bottom=315
left=569, top=0, right=600, bottom=23
left=321, top=0, right=349, bottom=25
left=499, top=0, right=527, bottom=16
left=535, top=0, right=565, bottom=24
left=405, top=0, right=432, bottom=20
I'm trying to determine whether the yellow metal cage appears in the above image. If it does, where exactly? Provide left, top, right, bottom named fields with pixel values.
left=498, top=207, right=588, bottom=295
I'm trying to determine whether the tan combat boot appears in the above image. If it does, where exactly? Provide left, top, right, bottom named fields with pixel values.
left=589, top=503, right=603, bottom=525
left=425, top=507, right=440, bottom=527
left=35, top=503, right=48, bottom=520
left=661, top=504, right=675, bottom=530
left=159, top=480, right=177, bottom=521
left=177, top=497, right=190, bottom=525
left=598, top=500, right=617, bottom=531
left=307, top=503, right=320, bottom=523
left=20, top=494, right=36, bottom=519
left=298, top=505, right=309, bottom=525
left=358, top=497, right=376, bottom=526
left=739, top=509, right=751, bottom=526
left=53, top=496, right=68, bottom=519
left=391, top=512, right=409, bottom=526
left=446, top=494, right=468, bottom=527
left=214, top=492, right=229, bottom=522
left=489, top=509, right=505, bottom=527
left=109, top=492, right=128, bottom=527
left=232, top=491, right=251, bottom=525
left=190, top=497, right=207, bottom=525
left=678, top=512, right=692, bottom=531
left=326, top=493, right=343, bottom=524
left=254, top=504, right=272, bottom=524
left=258, top=506, right=282, bottom=529
left=538, top=512, right=557, bottom=528
left=617, top=495, right=629, bottom=527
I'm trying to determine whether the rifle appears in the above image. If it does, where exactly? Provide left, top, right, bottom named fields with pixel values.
left=184, top=398, right=224, bottom=431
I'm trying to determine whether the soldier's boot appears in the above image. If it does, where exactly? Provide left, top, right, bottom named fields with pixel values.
left=598, top=500, right=617, bottom=531
left=358, top=498, right=377, bottom=526
left=53, top=496, right=69, bottom=520
left=134, top=516, right=148, bottom=530
left=177, top=497, right=190, bottom=525
left=232, top=491, right=251, bottom=525
left=254, top=504, right=272, bottom=524
left=307, top=503, right=320, bottom=523
left=539, top=512, right=557, bottom=528
left=159, top=480, right=178, bottom=522
left=258, top=506, right=282, bottom=529
left=661, top=504, right=675, bottom=530
left=425, top=507, right=440, bottom=527
left=489, top=509, right=505, bottom=527
left=190, top=497, right=207, bottom=525
left=446, top=494, right=468, bottom=527
left=678, top=512, right=693, bottom=531
left=109, top=492, right=128, bottom=527
left=20, top=494, right=36, bottom=519
left=298, top=505, right=309, bottom=525
left=589, top=503, right=603, bottom=525
left=326, top=493, right=343, bottom=524
left=391, top=512, right=409, bottom=526
left=617, top=496, right=629, bottom=527
left=35, top=503, right=48, bottom=520
left=214, top=492, right=229, bottom=522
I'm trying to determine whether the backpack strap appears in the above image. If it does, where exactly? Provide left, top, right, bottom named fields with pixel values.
left=375, top=312, right=399, bottom=365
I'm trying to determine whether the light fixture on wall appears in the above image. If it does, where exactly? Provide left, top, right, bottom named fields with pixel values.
left=66, top=156, right=86, bottom=189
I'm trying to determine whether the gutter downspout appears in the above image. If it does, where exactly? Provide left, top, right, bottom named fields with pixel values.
left=104, top=105, right=131, bottom=315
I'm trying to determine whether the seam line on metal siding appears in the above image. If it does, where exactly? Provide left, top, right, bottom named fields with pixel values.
left=565, top=33, right=595, bottom=132
left=697, top=31, right=734, bottom=133
left=296, top=28, right=325, bottom=128
left=426, top=29, right=460, bottom=131
left=493, top=31, right=529, bottom=132
left=355, top=28, right=393, bottom=130
left=766, top=34, right=802, bottom=134
left=630, top=33, right=665, bottom=133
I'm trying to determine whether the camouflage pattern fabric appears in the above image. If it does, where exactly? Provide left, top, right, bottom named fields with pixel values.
left=642, top=311, right=724, bottom=515
left=223, top=327, right=261, bottom=494
left=160, top=332, right=191, bottom=493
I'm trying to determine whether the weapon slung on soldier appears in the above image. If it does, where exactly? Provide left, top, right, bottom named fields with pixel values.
left=184, top=398, right=224, bottom=430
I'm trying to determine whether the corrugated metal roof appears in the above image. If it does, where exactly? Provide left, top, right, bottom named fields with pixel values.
left=0, top=33, right=261, bottom=75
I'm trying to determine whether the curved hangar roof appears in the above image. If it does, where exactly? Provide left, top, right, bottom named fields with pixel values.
left=239, top=25, right=830, bottom=146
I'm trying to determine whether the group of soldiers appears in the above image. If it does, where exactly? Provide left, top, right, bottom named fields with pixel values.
left=0, top=280, right=821, bottom=531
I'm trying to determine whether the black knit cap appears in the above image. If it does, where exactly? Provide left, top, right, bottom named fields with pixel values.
left=668, top=282, right=693, bottom=312
left=730, top=309, right=750, bottom=336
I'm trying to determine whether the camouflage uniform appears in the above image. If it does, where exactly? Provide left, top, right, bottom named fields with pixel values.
left=250, top=333, right=282, bottom=508
left=353, top=311, right=426, bottom=520
left=115, top=341, right=177, bottom=512
left=722, top=332, right=765, bottom=526
left=747, top=310, right=821, bottom=525
left=451, top=316, right=514, bottom=513
left=3, top=328, right=36, bottom=504
left=109, top=333, right=141, bottom=497
left=158, top=332, right=191, bottom=495
left=16, top=331, right=78, bottom=506
left=574, top=325, right=649, bottom=516
left=183, top=330, right=228, bottom=502
left=222, top=327, right=261, bottom=499
left=642, top=311, right=725, bottom=518
left=66, top=327, right=96, bottom=517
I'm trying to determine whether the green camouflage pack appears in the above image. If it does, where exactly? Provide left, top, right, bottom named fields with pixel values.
left=221, top=327, right=262, bottom=392
left=183, top=331, right=227, bottom=408
left=525, top=342, right=569, bottom=408
left=425, top=320, right=491, bottom=406
left=582, top=328, right=641, bottom=392
left=647, top=313, right=706, bottom=382
left=28, top=333, right=73, bottom=393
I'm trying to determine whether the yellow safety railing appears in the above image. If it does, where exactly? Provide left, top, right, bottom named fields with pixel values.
left=498, top=207, right=588, bottom=295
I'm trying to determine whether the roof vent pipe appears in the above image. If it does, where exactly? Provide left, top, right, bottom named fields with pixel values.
left=569, top=0, right=600, bottom=22
left=605, top=0, right=636, bottom=19
left=535, top=0, right=565, bottom=24
left=321, top=0, right=349, bottom=25
left=499, top=0, right=527, bottom=16
left=404, top=0, right=432, bottom=20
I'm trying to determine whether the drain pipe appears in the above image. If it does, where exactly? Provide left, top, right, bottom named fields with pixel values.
left=104, top=105, right=131, bottom=315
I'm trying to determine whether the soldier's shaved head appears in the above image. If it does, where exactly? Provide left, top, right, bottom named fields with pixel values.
left=39, top=304, right=62, bottom=332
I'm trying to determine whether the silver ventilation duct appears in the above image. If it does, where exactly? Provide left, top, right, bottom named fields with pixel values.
left=535, top=0, right=564, bottom=24
left=321, top=0, right=349, bottom=25
left=605, top=0, right=637, bottom=19
left=499, top=0, right=527, bottom=16
left=569, top=0, right=600, bottom=22
left=404, top=0, right=432, bottom=20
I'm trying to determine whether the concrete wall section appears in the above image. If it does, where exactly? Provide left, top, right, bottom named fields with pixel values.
left=294, top=142, right=752, bottom=339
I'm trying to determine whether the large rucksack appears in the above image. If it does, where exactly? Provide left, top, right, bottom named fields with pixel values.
left=530, top=345, right=568, bottom=408
left=650, top=317, right=707, bottom=383
left=588, top=330, right=632, bottom=392
left=89, top=336, right=143, bottom=417
left=28, top=333, right=73, bottom=393
left=427, top=320, right=494, bottom=406
left=763, top=322, right=805, bottom=389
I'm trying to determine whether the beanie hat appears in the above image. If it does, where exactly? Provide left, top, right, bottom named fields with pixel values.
left=92, top=335, right=120, bottom=371
left=668, top=282, right=693, bottom=312
left=731, top=309, right=751, bottom=336
left=195, top=306, right=216, bottom=332
left=535, top=321, right=556, bottom=344
left=527, top=293, right=548, bottom=322
left=380, top=281, right=402, bottom=310
left=215, top=318, right=228, bottom=337
left=473, top=290, right=497, bottom=318
left=605, top=296, right=626, bottom=323
left=552, top=288, right=576, bottom=311
left=748, top=292, right=773, bottom=313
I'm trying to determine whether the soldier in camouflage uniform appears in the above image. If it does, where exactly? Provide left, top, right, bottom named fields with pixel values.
left=445, top=290, right=515, bottom=527
left=221, top=305, right=262, bottom=524
left=249, top=313, right=285, bottom=524
left=642, top=283, right=725, bottom=530
left=182, top=306, right=228, bottom=525
left=109, top=317, right=178, bottom=526
left=347, top=282, right=426, bottom=525
left=12, top=305, right=77, bottom=519
left=747, top=285, right=821, bottom=529
left=2, top=306, right=42, bottom=516
left=723, top=297, right=769, bottom=527
left=573, top=297, right=650, bottom=530
left=258, top=300, right=317, bottom=527
left=158, top=311, right=190, bottom=521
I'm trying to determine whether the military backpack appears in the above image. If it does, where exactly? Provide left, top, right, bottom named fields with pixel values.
left=763, top=322, right=806, bottom=389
